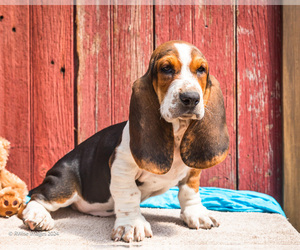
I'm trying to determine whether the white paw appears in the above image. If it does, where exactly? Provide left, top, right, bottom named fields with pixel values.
left=111, top=215, right=153, bottom=242
left=181, top=204, right=219, bottom=230
left=22, top=201, right=54, bottom=231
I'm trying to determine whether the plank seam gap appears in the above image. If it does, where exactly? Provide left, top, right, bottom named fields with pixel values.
left=29, top=5, right=34, bottom=189
left=235, top=1, right=239, bottom=190
left=95, top=9, right=98, bottom=133
left=73, top=4, right=78, bottom=147
left=110, top=5, right=114, bottom=125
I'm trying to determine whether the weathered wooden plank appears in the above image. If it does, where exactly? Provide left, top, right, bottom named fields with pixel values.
left=31, top=5, right=74, bottom=187
left=0, top=5, right=31, bottom=186
left=237, top=5, right=282, bottom=202
left=155, top=5, right=236, bottom=189
left=155, top=4, right=193, bottom=45
left=111, top=5, right=153, bottom=124
left=77, top=5, right=153, bottom=141
left=283, top=5, right=300, bottom=232
left=76, top=5, right=112, bottom=143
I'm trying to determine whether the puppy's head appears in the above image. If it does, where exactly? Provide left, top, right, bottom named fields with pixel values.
left=149, top=41, right=209, bottom=123
left=129, top=41, right=229, bottom=174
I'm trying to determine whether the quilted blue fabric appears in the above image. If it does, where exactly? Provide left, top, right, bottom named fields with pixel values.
left=140, top=187, right=286, bottom=217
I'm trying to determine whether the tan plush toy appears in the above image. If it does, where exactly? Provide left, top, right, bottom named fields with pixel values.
left=0, top=137, right=28, bottom=217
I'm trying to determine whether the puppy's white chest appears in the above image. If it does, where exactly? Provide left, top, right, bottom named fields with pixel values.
left=137, top=120, right=190, bottom=201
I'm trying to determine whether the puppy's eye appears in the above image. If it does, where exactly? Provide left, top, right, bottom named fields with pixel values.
left=197, top=66, right=206, bottom=74
left=161, top=66, right=174, bottom=74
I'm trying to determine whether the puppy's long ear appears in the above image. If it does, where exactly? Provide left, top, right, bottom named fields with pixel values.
left=180, top=75, right=229, bottom=169
left=129, top=73, right=174, bottom=175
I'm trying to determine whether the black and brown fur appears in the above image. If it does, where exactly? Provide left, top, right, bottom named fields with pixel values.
left=22, top=40, right=229, bottom=221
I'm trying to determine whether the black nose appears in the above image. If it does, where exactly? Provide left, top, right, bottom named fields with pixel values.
left=179, top=92, right=200, bottom=107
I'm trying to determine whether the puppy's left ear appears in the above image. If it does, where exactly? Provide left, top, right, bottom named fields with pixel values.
left=180, top=75, right=229, bottom=169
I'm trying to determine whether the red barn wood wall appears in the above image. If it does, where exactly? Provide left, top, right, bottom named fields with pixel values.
left=30, top=5, right=74, bottom=188
left=0, top=5, right=30, bottom=185
left=0, top=5, right=74, bottom=189
left=0, top=4, right=282, bottom=203
left=237, top=5, right=282, bottom=202
left=76, top=5, right=153, bottom=143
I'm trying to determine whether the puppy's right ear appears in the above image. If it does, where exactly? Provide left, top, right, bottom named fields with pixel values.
left=129, top=70, right=174, bottom=175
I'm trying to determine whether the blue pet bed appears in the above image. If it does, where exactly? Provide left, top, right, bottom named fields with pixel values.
left=140, top=187, right=285, bottom=217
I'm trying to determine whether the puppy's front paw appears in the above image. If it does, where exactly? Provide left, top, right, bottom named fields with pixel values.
left=181, top=204, right=219, bottom=230
left=22, top=201, right=54, bottom=231
left=111, top=215, right=153, bottom=242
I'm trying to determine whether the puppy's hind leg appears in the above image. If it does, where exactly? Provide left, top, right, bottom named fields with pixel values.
left=22, top=165, right=80, bottom=231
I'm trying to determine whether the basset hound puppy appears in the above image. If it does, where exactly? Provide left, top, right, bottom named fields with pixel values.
left=21, top=40, right=229, bottom=242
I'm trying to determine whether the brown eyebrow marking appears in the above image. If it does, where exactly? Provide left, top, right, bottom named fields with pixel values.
left=189, top=57, right=208, bottom=73
left=152, top=51, right=182, bottom=104
left=190, top=48, right=208, bottom=93
left=157, top=55, right=181, bottom=72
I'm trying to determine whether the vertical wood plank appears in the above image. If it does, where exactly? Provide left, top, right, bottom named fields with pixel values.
left=31, top=5, right=74, bottom=187
left=76, top=5, right=112, bottom=143
left=237, top=5, right=282, bottom=202
left=155, top=4, right=193, bottom=45
left=0, top=5, right=31, bottom=186
left=77, top=4, right=153, bottom=142
left=283, top=5, right=300, bottom=232
left=112, top=4, right=153, bottom=124
left=155, top=5, right=236, bottom=189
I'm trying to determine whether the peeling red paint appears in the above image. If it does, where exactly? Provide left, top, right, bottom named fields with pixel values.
left=30, top=6, right=74, bottom=188
left=237, top=5, right=282, bottom=203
